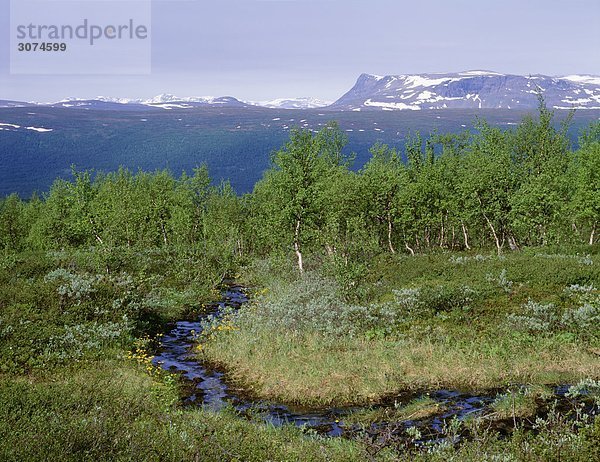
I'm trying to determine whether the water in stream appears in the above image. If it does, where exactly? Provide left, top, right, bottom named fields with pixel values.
left=152, top=283, right=598, bottom=444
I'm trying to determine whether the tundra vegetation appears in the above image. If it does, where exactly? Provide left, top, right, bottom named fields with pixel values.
left=1, top=103, right=599, bottom=460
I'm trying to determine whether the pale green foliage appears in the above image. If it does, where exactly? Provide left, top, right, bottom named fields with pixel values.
left=393, top=284, right=476, bottom=318
left=564, top=284, right=598, bottom=304
left=562, top=284, right=600, bottom=332
left=235, top=276, right=478, bottom=337
left=506, top=299, right=560, bottom=333
left=392, top=288, right=423, bottom=315
left=507, top=285, right=600, bottom=335
left=43, top=320, right=131, bottom=361
left=244, top=274, right=368, bottom=336
left=449, top=254, right=489, bottom=264
left=566, top=378, right=600, bottom=405
left=236, top=273, right=397, bottom=337
left=486, top=269, right=514, bottom=293
left=44, top=268, right=99, bottom=303
left=535, top=253, right=593, bottom=266
left=562, top=304, right=600, bottom=331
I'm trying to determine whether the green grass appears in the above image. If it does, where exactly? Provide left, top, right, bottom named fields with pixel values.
left=0, top=362, right=365, bottom=462
left=202, top=327, right=599, bottom=406
left=402, top=419, right=600, bottom=462
left=477, top=384, right=556, bottom=423
left=201, top=250, right=600, bottom=406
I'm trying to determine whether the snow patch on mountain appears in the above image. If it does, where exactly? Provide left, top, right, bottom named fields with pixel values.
left=142, top=94, right=217, bottom=104
left=0, top=122, right=53, bottom=132
left=26, top=126, right=53, bottom=132
left=250, top=97, right=332, bottom=109
left=561, top=75, right=600, bottom=86
left=364, top=99, right=420, bottom=110
left=404, top=75, right=458, bottom=88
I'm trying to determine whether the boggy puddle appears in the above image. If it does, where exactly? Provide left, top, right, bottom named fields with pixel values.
left=152, top=282, right=599, bottom=446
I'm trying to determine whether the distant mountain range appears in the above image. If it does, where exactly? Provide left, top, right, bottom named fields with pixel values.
left=0, top=94, right=329, bottom=111
left=2, top=71, right=600, bottom=111
left=330, top=71, right=600, bottom=111
left=0, top=94, right=252, bottom=111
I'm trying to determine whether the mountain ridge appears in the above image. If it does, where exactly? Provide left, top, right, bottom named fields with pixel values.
left=0, top=95, right=328, bottom=111
left=2, top=71, right=600, bottom=111
left=330, top=71, right=600, bottom=111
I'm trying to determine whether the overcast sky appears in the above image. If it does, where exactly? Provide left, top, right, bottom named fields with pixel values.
left=1, top=0, right=600, bottom=102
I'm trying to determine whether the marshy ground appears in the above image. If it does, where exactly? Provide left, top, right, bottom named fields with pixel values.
left=1, top=248, right=599, bottom=461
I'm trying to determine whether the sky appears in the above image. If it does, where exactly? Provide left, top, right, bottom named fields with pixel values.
left=1, top=0, right=600, bottom=102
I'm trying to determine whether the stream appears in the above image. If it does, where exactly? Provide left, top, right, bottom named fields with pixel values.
left=152, top=283, right=598, bottom=445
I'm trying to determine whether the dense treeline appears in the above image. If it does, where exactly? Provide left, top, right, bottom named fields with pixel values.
left=0, top=166, right=244, bottom=272
left=1, top=102, right=598, bottom=272
left=252, top=106, right=598, bottom=274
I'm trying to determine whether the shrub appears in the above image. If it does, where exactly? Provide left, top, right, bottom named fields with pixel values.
left=562, top=304, right=600, bottom=332
left=564, top=284, right=599, bottom=305
left=249, top=273, right=367, bottom=336
left=535, top=253, right=594, bottom=266
left=392, top=288, right=422, bottom=315
left=393, top=284, right=477, bottom=318
left=506, top=285, right=599, bottom=336
left=562, top=284, right=599, bottom=334
left=232, top=273, right=397, bottom=337
left=42, top=320, right=131, bottom=362
left=506, top=299, right=560, bottom=333
left=449, top=254, right=490, bottom=264
left=566, top=379, right=600, bottom=405
left=486, top=269, right=514, bottom=294
left=44, top=268, right=100, bottom=304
